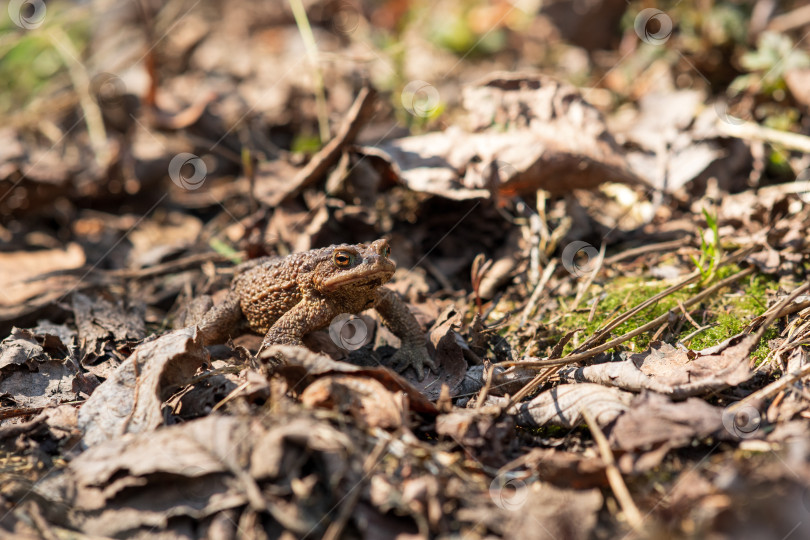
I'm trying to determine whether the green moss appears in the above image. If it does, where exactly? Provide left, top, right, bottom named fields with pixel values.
left=529, top=266, right=779, bottom=358
left=0, top=5, right=91, bottom=116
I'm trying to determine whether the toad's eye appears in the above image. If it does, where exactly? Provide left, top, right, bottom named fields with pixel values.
left=381, top=245, right=390, bottom=258
left=333, top=250, right=355, bottom=267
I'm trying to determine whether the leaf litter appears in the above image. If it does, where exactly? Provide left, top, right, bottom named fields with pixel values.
left=2, top=1, right=810, bottom=539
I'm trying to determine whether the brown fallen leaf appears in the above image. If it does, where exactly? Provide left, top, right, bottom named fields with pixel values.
left=436, top=409, right=515, bottom=466
left=68, top=414, right=251, bottom=536
left=0, top=403, right=79, bottom=448
left=72, top=292, right=146, bottom=354
left=0, top=243, right=85, bottom=306
left=520, top=448, right=608, bottom=489
left=556, top=334, right=759, bottom=398
left=300, top=374, right=407, bottom=429
left=514, top=383, right=633, bottom=428
left=608, top=391, right=725, bottom=472
left=248, top=416, right=353, bottom=480
left=502, top=483, right=603, bottom=540
left=267, top=345, right=438, bottom=414
left=620, top=90, right=731, bottom=193
left=77, top=328, right=206, bottom=446
left=364, top=72, right=647, bottom=200
left=0, top=328, right=78, bottom=412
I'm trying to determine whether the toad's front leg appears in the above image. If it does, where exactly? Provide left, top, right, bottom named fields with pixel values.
left=374, top=287, right=437, bottom=380
left=261, top=296, right=334, bottom=350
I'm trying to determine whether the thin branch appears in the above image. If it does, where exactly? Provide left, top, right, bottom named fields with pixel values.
left=581, top=408, right=645, bottom=534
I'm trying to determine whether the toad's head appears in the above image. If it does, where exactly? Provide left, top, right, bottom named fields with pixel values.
left=310, top=239, right=396, bottom=294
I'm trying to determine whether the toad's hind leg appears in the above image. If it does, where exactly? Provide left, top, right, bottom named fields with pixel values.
left=261, top=296, right=334, bottom=349
left=195, top=292, right=244, bottom=344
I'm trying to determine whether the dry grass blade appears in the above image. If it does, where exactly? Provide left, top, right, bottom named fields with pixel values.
left=475, top=365, right=496, bottom=408
left=508, top=265, right=757, bottom=369
left=519, top=260, right=557, bottom=326
left=581, top=407, right=645, bottom=534
left=502, top=366, right=557, bottom=414
left=570, top=242, right=606, bottom=311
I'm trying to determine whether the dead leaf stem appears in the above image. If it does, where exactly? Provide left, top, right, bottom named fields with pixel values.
left=46, top=27, right=109, bottom=169
left=581, top=408, right=645, bottom=534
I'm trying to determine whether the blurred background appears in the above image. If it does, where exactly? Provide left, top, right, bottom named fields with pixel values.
left=3, top=3, right=810, bottom=539
left=1, top=0, right=809, bottom=323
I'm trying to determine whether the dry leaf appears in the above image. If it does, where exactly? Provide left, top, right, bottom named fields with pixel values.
left=502, top=483, right=603, bottom=540
left=608, top=392, right=725, bottom=471
left=69, top=414, right=251, bottom=536
left=0, top=328, right=78, bottom=411
left=515, top=383, right=633, bottom=428
left=0, top=243, right=85, bottom=306
left=77, top=328, right=206, bottom=446
left=268, top=345, right=438, bottom=413
left=366, top=73, right=646, bottom=200
left=301, top=374, right=407, bottom=429
left=557, top=334, right=758, bottom=398
left=436, top=409, right=515, bottom=465
left=72, top=292, right=146, bottom=353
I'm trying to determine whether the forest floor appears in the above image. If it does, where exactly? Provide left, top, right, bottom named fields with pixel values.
left=2, top=1, right=810, bottom=538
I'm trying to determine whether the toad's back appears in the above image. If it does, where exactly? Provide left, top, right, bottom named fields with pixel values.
left=233, top=253, right=316, bottom=334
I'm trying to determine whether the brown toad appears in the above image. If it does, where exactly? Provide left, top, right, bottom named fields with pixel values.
left=195, top=239, right=437, bottom=379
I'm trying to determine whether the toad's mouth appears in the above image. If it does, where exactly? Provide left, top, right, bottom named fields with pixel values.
left=321, top=269, right=393, bottom=290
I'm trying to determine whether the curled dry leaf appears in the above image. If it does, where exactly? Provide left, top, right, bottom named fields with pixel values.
left=77, top=328, right=206, bottom=447
left=0, top=328, right=78, bottom=411
left=300, top=374, right=407, bottom=429
left=72, top=292, right=146, bottom=353
left=556, top=334, right=759, bottom=398
left=267, top=345, right=437, bottom=414
left=69, top=414, right=251, bottom=536
left=66, top=413, right=357, bottom=537
left=608, top=392, right=726, bottom=472
left=0, top=403, right=79, bottom=447
left=514, top=383, right=633, bottom=429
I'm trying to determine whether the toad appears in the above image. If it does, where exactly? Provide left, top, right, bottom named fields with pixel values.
left=194, top=239, right=437, bottom=379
